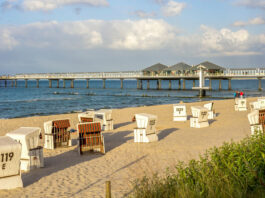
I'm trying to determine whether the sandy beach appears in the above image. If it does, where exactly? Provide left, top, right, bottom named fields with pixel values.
left=0, top=98, right=255, bottom=198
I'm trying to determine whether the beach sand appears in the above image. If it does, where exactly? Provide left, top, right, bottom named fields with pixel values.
left=0, top=98, right=255, bottom=198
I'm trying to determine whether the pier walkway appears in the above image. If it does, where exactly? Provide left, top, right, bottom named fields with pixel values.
left=1, top=68, right=265, bottom=90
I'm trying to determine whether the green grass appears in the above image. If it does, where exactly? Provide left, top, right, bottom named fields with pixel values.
left=130, top=133, right=265, bottom=198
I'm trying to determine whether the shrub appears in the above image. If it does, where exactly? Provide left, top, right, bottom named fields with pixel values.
left=130, top=133, right=265, bottom=198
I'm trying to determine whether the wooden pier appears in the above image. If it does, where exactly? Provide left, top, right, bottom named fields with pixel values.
left=0, top=69, right=265, bottom=91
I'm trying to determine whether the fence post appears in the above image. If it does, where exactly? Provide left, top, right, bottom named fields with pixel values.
left=106, top=181, right=111, bottom=198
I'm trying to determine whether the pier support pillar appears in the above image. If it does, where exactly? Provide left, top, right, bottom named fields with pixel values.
left=120, top=78, right=123, bottom=89
left=193, top=80, right=195, bottom=88
left=36, top=79, right=39, bottom=88
left=199, top=89, right=206, bottom=97
left=169, top=80, right=171, bottom=90
left=25, top=79, right=28, bottom=88
left=5, top=80, right=7, bottom=87
left=258, top=78, right=262, bottom=91
left=157, top=79, right=161, bottom=90
left=71, top=79, right=74, bottom=88
left=183, top=79, right=186, bottom=90
left=56, top=79, right=59, bottom=88
left=140, top=80, right=143, bottom=89
left=14, top=80, right=17, bottom=87
left=103, top=79, right=106, bottom=89
left=137, top=79, right=140, bottom=89
left=49, top=79, right=52, bottom=88
left=63, top=79, right=66, bottom=88
left=147, top=80, right=150, bottom=89
left=209, top=79, right=212, bottom=90
left=178, top=79, right=181, bottom=89
left=86, top=79, right=89, bottom=88
left=11, top=80, right=13, bottom=87
left=219, top=79, right=222, bottom=90
left=228, top=79, right=231, bottom=90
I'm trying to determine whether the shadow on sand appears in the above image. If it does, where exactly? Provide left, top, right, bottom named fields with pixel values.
left=158, top=128, right=178, bottom=140
left=114, top=121, right=132, bottom=129
left=22, top=148, right=101, bottom=187
left=103, top=130, right=133, bottom=152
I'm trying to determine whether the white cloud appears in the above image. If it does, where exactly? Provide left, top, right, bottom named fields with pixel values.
left=162, top=0, right=186, bottom=17
left=1, top=19, right=265, bottom=57
left=235, top=0, right=265, bottom=9
left=233, top=17, right=265, bottom=27
left=132, top=10, right=156, bottom=18
left=0, top=29, right=18, bottom=50
left=3, top=0, right=108, bottom=11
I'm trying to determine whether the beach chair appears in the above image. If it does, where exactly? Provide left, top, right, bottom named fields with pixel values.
left=249, top=101, right=260, bottom=112
left=190, top=106, right=209, bottom=128
left=235, top=98, right=247, bottom=111
left=173, top=104, right=187, bottom=121
left=77, top=122, right=105, bottom=155
left=94, top=109, right=114, bottom=131
left=203, top=102, right=216, bottom=119
left=248, top=110, right=263, bottom=135
left=0, top=136, right=23, bottom=189
left=78, top=111, right=96, bottom=123
left=6, top=127, right=44, bottom=171
left=44, top=119, right=71, bottom=150
left=258, top=98, right=265, bottom=109
left=134, top=113, right=158, bottom=143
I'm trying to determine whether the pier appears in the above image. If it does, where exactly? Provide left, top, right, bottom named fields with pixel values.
left=0, top=68, right=265, bottom=91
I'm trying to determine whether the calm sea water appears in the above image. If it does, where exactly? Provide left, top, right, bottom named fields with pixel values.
left=0, top=79, right=265, bottom=119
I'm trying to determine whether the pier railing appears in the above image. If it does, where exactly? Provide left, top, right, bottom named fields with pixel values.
left=1, top=69, right=265, bottom=79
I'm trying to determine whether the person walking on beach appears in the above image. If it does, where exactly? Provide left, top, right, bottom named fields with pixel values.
left=240, top=91, right=244, bottom=98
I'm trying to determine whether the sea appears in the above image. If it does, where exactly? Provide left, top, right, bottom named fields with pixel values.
left=0, top=79, right=265, bottom=119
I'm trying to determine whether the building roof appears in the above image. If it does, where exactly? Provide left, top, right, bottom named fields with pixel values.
left=163, top=62, right=191, bottom=71
left=142, top=63, right=168, bottom=72
left=191, top=61, right=225, bottom=70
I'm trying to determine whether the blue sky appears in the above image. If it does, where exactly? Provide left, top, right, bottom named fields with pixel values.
left=0, top=0, right=265, bottom=74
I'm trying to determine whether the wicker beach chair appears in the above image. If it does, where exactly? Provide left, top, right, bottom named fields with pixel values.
left=44, top=119, right=71, bottom=149
left=77, top=122, right=105, bottom=155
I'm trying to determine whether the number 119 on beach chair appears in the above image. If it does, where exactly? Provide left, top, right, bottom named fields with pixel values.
left=77, top=122, right=105, bottom=155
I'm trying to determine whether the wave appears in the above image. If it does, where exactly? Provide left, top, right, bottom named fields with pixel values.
left=1, top=97, right=76, bottom=103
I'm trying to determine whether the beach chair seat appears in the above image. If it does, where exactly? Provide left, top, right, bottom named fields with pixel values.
left=5, top=127, right=44, bottom=171
left=44, top=119, right=71, bottom=150
left=203, top=102, right=216, bottom=119
left=258, top=98, right=265, bottom=109
left=77, top=122, right=105, bottom=154
left=134, top=113, right=158, bottom=143
left=249, top=101, right=260, bottom=112
left=173, top=104, right=187, bottom=121
left=0, top=136, right=23, bottom=189
left=190, top=106, right=209, bottom=128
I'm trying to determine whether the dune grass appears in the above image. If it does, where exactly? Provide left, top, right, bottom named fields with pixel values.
left=130, top=133, right=265, bottom=198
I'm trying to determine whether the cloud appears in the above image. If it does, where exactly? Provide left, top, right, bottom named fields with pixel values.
left=0, top=29, right=18, bottom=50
left=1, top=19, right=264, bottom=57
left=235, top=0, right=265, bottom=9
left=2, top=0, right=109, bottom=11
left=233, top=17, right=265, bottom=27
left=162, top=0, right=186, bottom=17
left=132, top=10, right=156, bottom=18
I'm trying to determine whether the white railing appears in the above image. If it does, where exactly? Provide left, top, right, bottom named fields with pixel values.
left=2, top=68, right=265, bottom=79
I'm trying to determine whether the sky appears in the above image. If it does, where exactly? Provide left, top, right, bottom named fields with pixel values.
left=0, top=0, right=265, bottom=74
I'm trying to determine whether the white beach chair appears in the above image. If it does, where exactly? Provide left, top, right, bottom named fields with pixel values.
left=173, top=104, right=187, bottom=121
left=134, top=113, right=158, bottom=143
left=190, top=106, right=209, bottom=128
left=238, top=98, right=247, bottom=111
left=247, top=110, right=263, bottom=135
left=0, top=136, right=23, bottom=189
left=249, top=101, right=260, bottom=112
left=203, top=102, right=216, bottom=119
left=94, top=109, right=114, bottom=131
left=6, top=127, right=44, bottom=172
left=44, top=119, right=71, bottom=150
